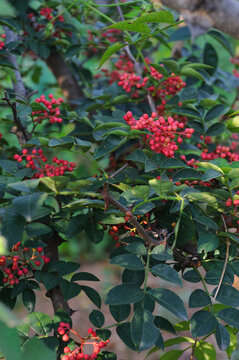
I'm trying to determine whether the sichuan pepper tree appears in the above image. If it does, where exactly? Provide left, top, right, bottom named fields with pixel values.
left=1, top=1, right=239, bottom=359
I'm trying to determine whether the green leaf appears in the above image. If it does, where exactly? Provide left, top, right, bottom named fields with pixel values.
left=148, top=289, right=187, bottom=320
left=164, top=336, right=194, bottom=347
left=183, top=270, right=201, bottom=283
left=207, top=29, right=233, bottom=56
left=22, top=289, right=36, bottom=313
left=151, top=264, right=182, bottom=286
left=151, top=244, right=173, bottom=261
left=89, top=310, right=105, bottom=328
left=20, top=337, right=56, bottom=360
left=35, top=271, right=60, bottom=292
left=47, top=260, right=80, bottom=276
left=174, top=212, right=195, bottom=248
left=171, top=107, right=201, bottom=119
left=226, top=326, right=238, bottom=358
left=134, top=10, right=174, bottom=24
left=215, top=284, right=239, bottom=307
left=110, top=254, right=144, bottom=270
left=66, top=214, right=88, bottom=238
left=154, top=316, right=176, bottom=334
left=125, top=242, right=147, bottom=255
left=202, top=169, right=222, bottom=182
left=71, top=272, right=100, bottom=282
left=12, top=193, right=48, bottom=222
left=85, top=218, right=104, bottom=244
left=106, top=21, right=150, bottom=34
left=191, top=310, right=217, bottom=337
left=161, top=60, right=179, bottom=73
left=204, top=104, right=228, bottom=122
left=0, top=208, right=24, bottom=247
left=226, top=116, right=239, bottom=133
left=215, top=322, right=230, bottom=351
left=180, top=67, right=205, bottom=81
left=149, top=179, right=173, bottom=195
left=96, top=329, right=111, bottom=341
left=116, top=322, right=136, bottom=350
left=106, top=283, right=143, bottom=305
left=194, top=341, right=216, bottom=360
left=203, top=43, right=218, bottom=74
left=159, top=350, right=184, bottom=360
left=198, top=232, right=219, bottom=253
left=189, top=289, right=211, bottom=308
left=27, top=312, right=53, bottom=336
left=81, top=285, right=101, bottom=308
left=25, top=223, right=52, bottom=237
left=0, top=319, right=21, bottom=359
left=60, top=279, right=82, bottom=300
left=206, top=122, right=226, bottom=136
left=131, top=308, right=159, bottom=351
left=97, top=42, right=125, bottom=68
left=94, top=135, right=127, bottom=159
left=109, top=304, right=131, bottom=322
left=173, top=169, right=201, bottom=181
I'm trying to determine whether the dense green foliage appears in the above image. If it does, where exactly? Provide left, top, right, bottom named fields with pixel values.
left=1, top=1, right=239, bottom=359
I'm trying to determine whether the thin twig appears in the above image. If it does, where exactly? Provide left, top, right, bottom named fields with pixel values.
left=102, top=183, right=159, bottom=246
left=109, top=163, right=129, bottom=178
left=212, top=215, right=230, bottom=303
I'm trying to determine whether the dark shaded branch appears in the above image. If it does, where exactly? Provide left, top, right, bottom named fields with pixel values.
left=4, top=27, right=26, bottom=98
left=158, top=0, right=239, bottom=40
left=102, top=183, right=159, bottom=246
left=46, top=52, right=84, bottom=104
left=44, top=233, right=71, bottom=314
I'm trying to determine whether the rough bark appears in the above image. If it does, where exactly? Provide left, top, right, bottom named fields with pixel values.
left=158, top=0, right=239, bottom=39
left=46, top=51, right=83, bottom=103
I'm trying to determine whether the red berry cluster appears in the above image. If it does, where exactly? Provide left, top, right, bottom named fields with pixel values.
left=0, top=33, right=6, bottom=50
left=0, top=242, right=50, bottom=286
left=123, top=111, right=194, bottom=157
left=13, top=148, right=76, bottom=178
left=201, top=145, right=239, bottom=162
left=33, top=94, right=64, bottom=124
left=27, top=8, right=67, bottom=38
left=100, top=56, right=186, bottom=117
left=118, top=73, right=148, bottom=93
left=58, top=323, right=109, bottom=360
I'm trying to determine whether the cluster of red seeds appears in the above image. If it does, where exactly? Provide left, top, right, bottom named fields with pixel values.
left=13, top=148, right=76, bottom=178
left=118, top=73, right=148, bottom=93
left=27, top=8, right=66, bottom=38
left=33, top=94, right=64, bottom=124
left=123, top=111, right=194, bottom=157
left=0, top=33, right=6, bottom=50
left=58, top=323, right=109, bottom=360
left=201, top=145, right=239, bottom=161
left=0, top=242, right=50, bottom=286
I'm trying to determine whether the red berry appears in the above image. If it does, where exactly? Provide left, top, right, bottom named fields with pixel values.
left=62, top=334, right=69, bottom=342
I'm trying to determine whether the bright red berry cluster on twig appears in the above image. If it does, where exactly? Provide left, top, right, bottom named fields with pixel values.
left=58, top=322, right=109, bottom=360
left=33, top=94, right=64, bottom=124
left=0, top=241, right=50, bottom=286
left=13, top=148, right=76, bottom=178
left=124, top=111, right=194, bottom=157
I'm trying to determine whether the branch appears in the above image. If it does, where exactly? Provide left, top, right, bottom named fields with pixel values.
left=158, top=0, right=239, bottom=40
left=4, top=27, right=26, bottom=98
left=46, top=51, right=84, bottom=104
left=44, top=233, right=71, bottom=314
left=102, top=183, right=161, bottom=246
left=212, top=215, right=230, bottom=304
